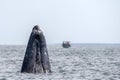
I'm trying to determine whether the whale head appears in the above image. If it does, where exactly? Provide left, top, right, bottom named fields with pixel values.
left=32, top=25, right=42, bottom=34
left=32, top=25, right=40, bottom=30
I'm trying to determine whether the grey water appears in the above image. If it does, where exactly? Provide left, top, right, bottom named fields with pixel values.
left=0, top=44, right=120, bottom=80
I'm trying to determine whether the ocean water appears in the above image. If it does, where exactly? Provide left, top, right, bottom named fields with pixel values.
left=0, top=44, right=120, bottom=80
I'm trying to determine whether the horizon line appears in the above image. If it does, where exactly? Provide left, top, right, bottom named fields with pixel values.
left=1, top=43, right=120, bottom=46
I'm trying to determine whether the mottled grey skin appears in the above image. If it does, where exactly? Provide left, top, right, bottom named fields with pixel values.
left=21, top=26, right=51, bottom=73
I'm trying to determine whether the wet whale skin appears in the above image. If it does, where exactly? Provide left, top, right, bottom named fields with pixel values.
left=21, top=29, right=51, bottom=73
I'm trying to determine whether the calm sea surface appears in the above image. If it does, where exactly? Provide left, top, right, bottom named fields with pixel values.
left=0, top=44, right=120, bottom=80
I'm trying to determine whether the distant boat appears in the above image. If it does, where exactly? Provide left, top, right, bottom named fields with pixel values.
left=62, top=41, right=71, bottom=48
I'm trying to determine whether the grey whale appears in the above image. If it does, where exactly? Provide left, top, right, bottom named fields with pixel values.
left=21, top=25, right=51, bottom=73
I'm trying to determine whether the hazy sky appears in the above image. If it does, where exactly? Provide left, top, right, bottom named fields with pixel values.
left=0, top=0, right=120, bottom=45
